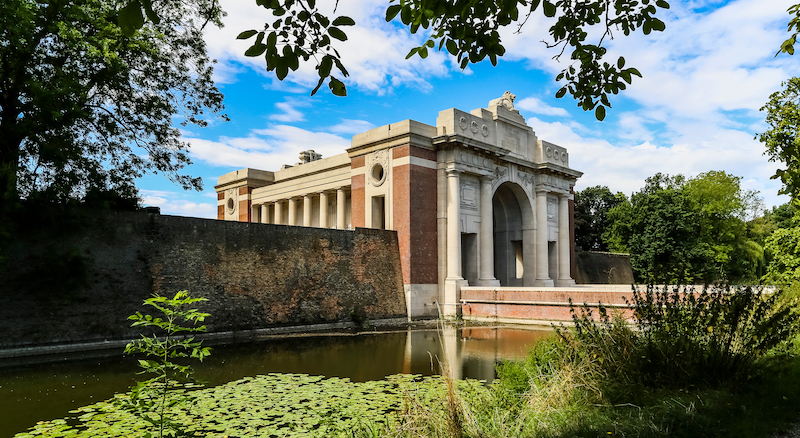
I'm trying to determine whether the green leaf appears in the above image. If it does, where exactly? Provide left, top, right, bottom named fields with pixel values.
left=140, top=0, right=159, bottom=24
left=118, top=0, right=145, bottom=37
left=617, top=57, right=625, bottom=69
left=318, top=55, right=333, bottom=78
left=332, top=16, right=355, bottom=26
left=400, top=6, right=412, bottom=25
left=329, top=77, right=347, bottom=96
left=656, top=0, right=670, bottom=8
left=245, top=44, right=267, bottom=57
left=595, top=105, right=606, bottom=121
left=542, top=0, right=556, bottom=18
left=328, top=27, right=348, bottom=41
left=555, top=87, right=567, bottom=99
left=446, top=39, right=458, bottom=55
left=650, top=18, right=666, bottom=32
left=237, top=30, right=258, bottom=40
left=385, top=5, right=402, bottom=21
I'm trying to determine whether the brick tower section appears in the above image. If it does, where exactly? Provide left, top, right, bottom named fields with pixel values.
left=350, top=156, right=365, bottom=227
left=238, top=186, right=252, bottom=222
left=392, top=145, right=438, bottom=285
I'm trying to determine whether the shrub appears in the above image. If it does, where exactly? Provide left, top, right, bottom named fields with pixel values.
left=567, top=285, right=800, bottom=394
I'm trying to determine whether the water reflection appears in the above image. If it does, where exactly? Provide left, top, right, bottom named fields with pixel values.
left=0, top=326, right=552, bottom=437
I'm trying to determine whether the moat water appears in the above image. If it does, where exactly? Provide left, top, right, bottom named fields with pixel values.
left=0, top=326, right=553, bottom=437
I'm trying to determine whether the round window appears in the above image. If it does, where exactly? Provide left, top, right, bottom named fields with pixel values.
left=370, top=163, right=386, bottom=186
left=227, top=197, right=235, bottom=213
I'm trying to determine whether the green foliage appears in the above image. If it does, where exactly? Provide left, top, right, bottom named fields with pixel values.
left=778, top=3, right=800, bottom=56
left=758, top=77, right=800, bottom=200
left=0, top=0, right=226, bottom=207
left=121, top=291, right=211, bottom=438
left=227, top=0, right=668, bottom=118
left=21, top=373, right=454, bottom=437
left=605, top=172, right=764, bottom=284
left=573, top=185, right=626, bottom=251
left=568, top=285, right=800, bottom=396
left=237, top=0, right=354, bottom=96
left=764, top=223, right=800, bottom=286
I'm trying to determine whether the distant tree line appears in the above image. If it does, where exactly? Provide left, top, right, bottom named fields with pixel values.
left=574, top=171, right=797, bottom=285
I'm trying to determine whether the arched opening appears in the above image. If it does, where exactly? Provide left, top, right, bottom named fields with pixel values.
left=492, top=182, right=534, bottom=286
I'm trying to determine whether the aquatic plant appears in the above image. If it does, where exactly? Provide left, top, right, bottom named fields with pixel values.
left=120, top=291, right=211, bottom=438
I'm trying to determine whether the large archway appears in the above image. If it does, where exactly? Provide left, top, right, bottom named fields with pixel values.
left=492, top=182, right=535, bottom=286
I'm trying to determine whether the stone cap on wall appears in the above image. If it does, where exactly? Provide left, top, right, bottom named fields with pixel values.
left=215, top=168, right=275, bottom=191
left=348, top=120, right=437, bottom=157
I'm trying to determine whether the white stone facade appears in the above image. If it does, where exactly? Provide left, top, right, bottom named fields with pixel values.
left=216, top=93, right=582, bottom=319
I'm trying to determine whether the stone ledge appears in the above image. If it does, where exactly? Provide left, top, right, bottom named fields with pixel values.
left=0, top=318, right=414, bottom=361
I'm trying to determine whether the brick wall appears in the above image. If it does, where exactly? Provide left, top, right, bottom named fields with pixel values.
left=0, top=209, right=406, bottom=348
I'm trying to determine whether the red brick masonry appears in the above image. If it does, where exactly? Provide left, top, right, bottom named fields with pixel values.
left=461, top=286, right=637, bottom=322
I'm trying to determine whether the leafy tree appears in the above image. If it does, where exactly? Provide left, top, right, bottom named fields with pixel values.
left=606, top=172, right=763, bottom=284
left=0, top=0, right=226, bottom=208
left=606, top=174, right=713, bottom=284
left=757, top=77, right=800, bottom=200
left=228, top=0, right=670, bottom=120
left=573, top=185, right=626, bottom=252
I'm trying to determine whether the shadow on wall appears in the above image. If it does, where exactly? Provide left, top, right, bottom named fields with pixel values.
left=575, top=250, right=634, bottom=284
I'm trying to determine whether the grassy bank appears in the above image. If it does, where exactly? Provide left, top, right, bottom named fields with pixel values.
left=15, top=285, right=800, bottom=437
left=357, top=285, right=800, bottom=438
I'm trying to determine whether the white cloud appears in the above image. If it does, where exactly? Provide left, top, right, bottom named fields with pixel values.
left=205, top=0, right=454, bottom=93
left=186, top=125, right=351, bottom=171
left=140, top=190, right=217, bottom=219
left=528, top=116, right=789, bottom=208
left=517, top=96, right=570, bottom=117
left=328, top=119, right=376, bottom=135
left=270, top=99, right=309, bottom=123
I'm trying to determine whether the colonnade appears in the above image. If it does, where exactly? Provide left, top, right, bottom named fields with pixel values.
left=250, top=187, right=349, bottom=229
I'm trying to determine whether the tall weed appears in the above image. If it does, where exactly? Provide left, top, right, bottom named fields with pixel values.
left=568, top=285, right=800, bottom=393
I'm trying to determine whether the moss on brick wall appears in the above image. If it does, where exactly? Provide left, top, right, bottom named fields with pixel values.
left=0, top=208, right=406, bottom=348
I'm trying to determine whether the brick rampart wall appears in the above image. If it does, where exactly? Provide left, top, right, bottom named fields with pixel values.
left=0, top=209, right=406, bottom=348
left=461, top=286, right=636, bottom=322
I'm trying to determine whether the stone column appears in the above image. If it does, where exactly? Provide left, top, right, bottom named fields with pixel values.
left=336, top=188, right=347, bottom=229
left=261, top=204, right=269, bottom=224
left=444, top=168, right=467, bottom=317
left=319, top=191, right=329, bottom=228
left=303, top=195, right=312, bottom=227
left=251, top=205, right=260, bottom=223
left=288, top=198, right=297, bottom=226
left=478, top=176, right=500, bottom=286
left=275, top=201, right=284, bottom=225
left=535, top=189, right=554, bottom=286
left=556, top=194, right=576, bottom=286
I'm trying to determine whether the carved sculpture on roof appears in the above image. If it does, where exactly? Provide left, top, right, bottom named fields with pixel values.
left=488, top=91, right=517, bottom=112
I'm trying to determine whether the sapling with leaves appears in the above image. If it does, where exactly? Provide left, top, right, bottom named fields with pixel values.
left=121, top=291, right=212, bottom=438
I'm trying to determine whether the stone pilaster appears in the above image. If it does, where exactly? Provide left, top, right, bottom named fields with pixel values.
left=478, top=175, right=500, bottom=286
left=557, top=194, right=576, bottom=286
left=336, top=188, right=347, bottom=229
left=288, top=198, right=297, bottom=226
left=535, top=189, right=554, bottom=287
left=319, top=191, right=329, bottom=228
left=444, top=168, right=467, bottom=317
left=303, top=195, right=312, bottom=227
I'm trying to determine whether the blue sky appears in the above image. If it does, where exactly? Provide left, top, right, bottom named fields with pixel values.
left=137, top=0, right=800, bottom=219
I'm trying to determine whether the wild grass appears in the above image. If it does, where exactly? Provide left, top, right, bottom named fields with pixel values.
left=361, top=284, right=800, bottom=438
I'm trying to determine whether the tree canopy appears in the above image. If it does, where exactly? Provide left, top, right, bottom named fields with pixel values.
left=573, top=185, right=625, bottom=252
left=0, top=0, right=226, bottom=208
left=229, top=0, right=669, bottom=120
left=605, top=172, right=764, bottom=284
